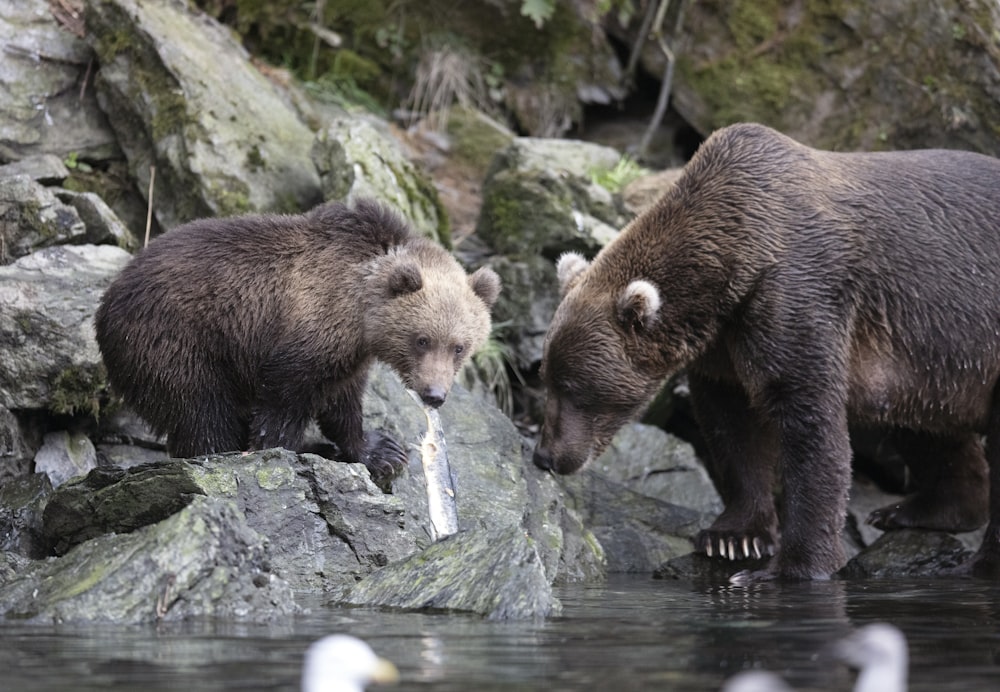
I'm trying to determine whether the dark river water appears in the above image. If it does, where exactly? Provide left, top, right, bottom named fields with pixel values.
left=3, top=574, right=1000, bottom=691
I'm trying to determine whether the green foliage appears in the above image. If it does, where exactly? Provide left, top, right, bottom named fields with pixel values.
left=589, top=156, right=645, bottom=193
left=520, top=0, right=556, bottom=28
left=463, top=323, right=521, bottom=418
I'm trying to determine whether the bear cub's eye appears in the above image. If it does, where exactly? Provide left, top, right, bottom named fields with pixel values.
left=454, top=344, right=464, bottom=356
left=417, top=336, right=430, bottom=348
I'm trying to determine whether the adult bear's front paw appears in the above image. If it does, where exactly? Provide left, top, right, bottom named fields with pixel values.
left=694, top=505, right=779, bottom=561
left=361, top=431, right=409, bottom=486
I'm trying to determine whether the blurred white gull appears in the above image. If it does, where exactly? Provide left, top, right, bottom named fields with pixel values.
left=302, top=634, right=399, bottom=692
left=722, top=670, right=793, bottom=692
left=722, top=623, right=907, bottom=692
left=835, top=622, right=908, bottom=692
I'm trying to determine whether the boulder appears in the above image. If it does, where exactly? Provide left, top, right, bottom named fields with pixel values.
left=477, top=137, right=627, bottom=258
left=0, top=495, right=297, bottom=624
left=838, top=529, right=972, bottom=579
left=0, top=244, right=131, bottom=413
left=33, top=430, right=98, bottom=489
left=0, top=0, right=119, bottom=162
left=557, top=470, right=710, bottom=574
left=84, top=0, right=321, bottom=231
left=0, top=155, right=70, bottom=184
left=21, top=366, right=605, bottom=620
left=0, top=176, right=87, bottom=263
left=311, top=116, right=449, bottom=245
left=486, top=254, right=561, bottom=371
left=593, top=423, right=724, bottom=517
left=341, top=524, right=559, bottom=619
left=625, top=0, right=1000, bottom=154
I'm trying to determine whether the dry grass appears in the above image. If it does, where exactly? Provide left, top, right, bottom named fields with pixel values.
left=406, top=45, right=493, bottom=130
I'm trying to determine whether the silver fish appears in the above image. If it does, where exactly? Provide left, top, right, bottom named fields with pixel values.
left=408, top=390, right=459, bottom=541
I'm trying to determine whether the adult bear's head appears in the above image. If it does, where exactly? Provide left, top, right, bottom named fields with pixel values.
left=532, top=251, right=669, bottom=474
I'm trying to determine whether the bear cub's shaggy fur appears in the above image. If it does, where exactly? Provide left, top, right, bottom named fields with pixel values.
left=96, top=198, right=500, bottom=481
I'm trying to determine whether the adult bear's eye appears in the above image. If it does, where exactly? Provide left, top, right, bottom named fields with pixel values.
left=454, top=344, right=464, bottom=355
left=417, top=336, right=430, bottom=348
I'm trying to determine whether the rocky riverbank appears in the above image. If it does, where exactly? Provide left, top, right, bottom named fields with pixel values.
left=1, top=0, right=996, bottom=623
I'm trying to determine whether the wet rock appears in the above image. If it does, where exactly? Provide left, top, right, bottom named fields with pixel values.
left=0, top=176, right=87, bottom=262
left=311, top=116, right=448, bottom=246
left=838, top=529, right=972, bottom=579
left=341, top=524, right=560, bottom=619
left=84, top=0, right=321, bottom=231
left=0, top=244, right=131, bottom=413
left=0, top=0, right=119, bottom=162
left=844, top=476, right=896, bottom=551
left=557, top=470, right=709, bottom=573
left=487, top=254, right=561, bottom=370
left=523, top=467, right=607, bottom=585
left=365, top=365, right=529, bottom=541
left=477, top=137, right=628, bottom=258
left=33, top=430, right=98, bottom=489
left=0, top=473, right=51, bottom=558
left=0, top=495, right=297, bottom=624
left=593, top=423, right=723, bottom=517
left=41, top=460, right=205, bottom=556
left=0, top=406, right=29, bottom=482
left=38, top=447, right=414, bottom=591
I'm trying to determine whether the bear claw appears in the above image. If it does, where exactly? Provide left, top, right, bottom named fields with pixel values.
left=698, top=531, right=774, bottom=561
left=361, top=432, right=409, bottom=485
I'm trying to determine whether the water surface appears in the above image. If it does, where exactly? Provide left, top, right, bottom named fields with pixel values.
left=3, top=575, right=1000, bottom=691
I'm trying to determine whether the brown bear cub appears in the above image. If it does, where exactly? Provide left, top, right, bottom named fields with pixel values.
left=533, top=122, right=1000, bottom=582
left=96, top=198, right=500, bottom=482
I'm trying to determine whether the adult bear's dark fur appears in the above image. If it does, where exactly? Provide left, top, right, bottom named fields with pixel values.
left=533, top=122, right=1000, bottom=581
left=96, top=198, right=500, bottom=481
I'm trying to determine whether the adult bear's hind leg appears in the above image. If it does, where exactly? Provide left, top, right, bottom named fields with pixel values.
left=972, top=388, right=1000, bottom=577
left=867, top=428, right=988, bottom=533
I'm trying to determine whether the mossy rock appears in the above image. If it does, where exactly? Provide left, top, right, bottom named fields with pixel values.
left=665, top=0, right=1000, bottom=153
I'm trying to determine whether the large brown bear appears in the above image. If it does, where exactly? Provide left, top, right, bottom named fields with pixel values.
left=96, top=198, right=500, bottom=481
left=532, top=122, right=1000, bottom=582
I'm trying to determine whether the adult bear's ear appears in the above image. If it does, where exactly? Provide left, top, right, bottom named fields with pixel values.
left=617, top=279, right=661, bottom=332
left=556, top=252, right=589, bottom=295
left=387, top=259, right=423, bottom=297
left=469, top=266, right=501, bottom=310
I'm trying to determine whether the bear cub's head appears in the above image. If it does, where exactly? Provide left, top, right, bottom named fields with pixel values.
left=533, top=251, right=664, bottom=474
left=366, top=243, right=501, bottom=408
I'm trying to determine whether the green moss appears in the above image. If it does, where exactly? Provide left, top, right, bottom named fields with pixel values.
left=192, top=466, right=239, bottom=496
left=445, top=107, right=514, bottom=172
left=726, top=0, right=780, bottom=50
left=49, top=365, right=107, bottom=418
left=255, top=463, right=295, bottom=491
left=207, top=178, right=252, bottom=217
left=93, top=29, right=133, bottom=64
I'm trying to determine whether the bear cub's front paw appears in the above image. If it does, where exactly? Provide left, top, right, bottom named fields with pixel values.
left=361, top=431, right=409, bottom=485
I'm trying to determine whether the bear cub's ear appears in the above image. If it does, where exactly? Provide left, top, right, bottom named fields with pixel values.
left=469, top=266, right=501, bottom=310
left=617, top=279, right=661, bottom=332
left=556, top=252, right=589, bottom=295
left=387, top=259, right=423, bottom=297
